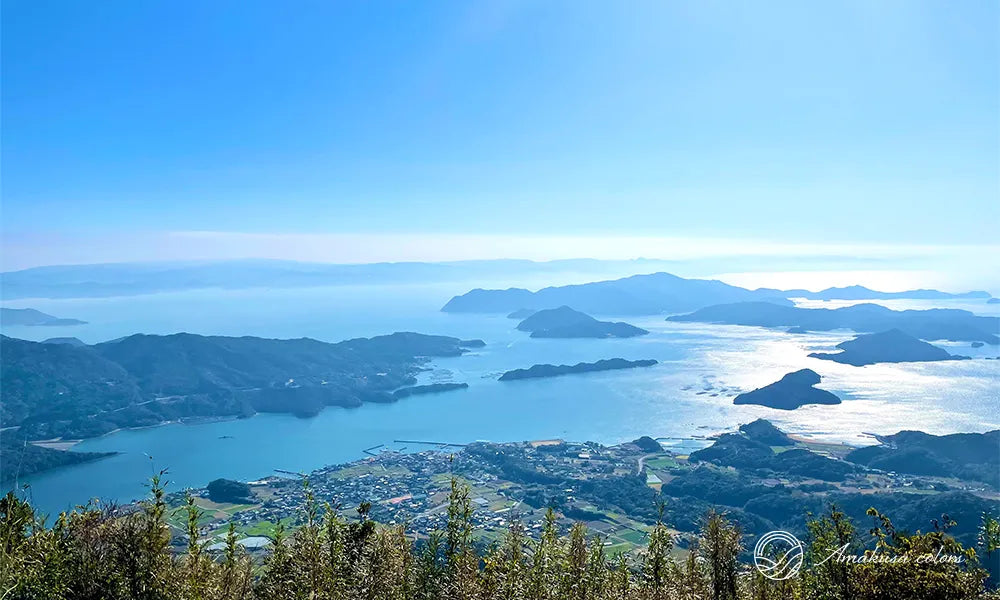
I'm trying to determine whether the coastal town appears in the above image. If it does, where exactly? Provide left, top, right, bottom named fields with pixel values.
left=166, top=437, right=671, bottom=555
left=162, top=426, right=999, bottom=558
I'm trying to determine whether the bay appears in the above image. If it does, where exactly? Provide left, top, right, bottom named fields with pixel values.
left=3, top=281, right=998, bottom=517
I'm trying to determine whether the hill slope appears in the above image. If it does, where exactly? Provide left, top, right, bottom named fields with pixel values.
left=1, top=332, right=481, bottom=441
left=846, top=430, right=1000, bottom=487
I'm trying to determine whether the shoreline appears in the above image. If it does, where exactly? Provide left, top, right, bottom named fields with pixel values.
left=29, top=415, right=247, bottom=451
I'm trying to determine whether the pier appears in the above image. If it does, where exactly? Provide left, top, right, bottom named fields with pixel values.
left=362, top=444, right=385, bottom=456
left=393, top=439, right=467, bottom=448
left=274, top=469, right=304, bottom=477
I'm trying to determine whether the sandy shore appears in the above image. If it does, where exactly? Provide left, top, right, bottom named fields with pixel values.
left=30, top=439, right=82, bottom=451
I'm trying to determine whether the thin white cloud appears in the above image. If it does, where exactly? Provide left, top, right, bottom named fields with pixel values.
left=2, top=231, right=998, bottom=289
left=162, top=230, right=1000, bottom=263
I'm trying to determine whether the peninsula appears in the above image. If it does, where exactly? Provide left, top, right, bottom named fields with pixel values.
left=392, top=383, right=469, bottom=399
left=1, top=307, right=87, bottom=326
left=808, top=329, right=970, bottom=366
left=0, top=434, right=116, bottom=482
left=846, top=429, right=1000, bottom=488
left=1, top=331, right=485, bottom=443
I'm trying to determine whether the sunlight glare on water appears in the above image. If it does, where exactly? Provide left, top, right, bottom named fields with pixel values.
left=3, top=284, right=997, bottom=515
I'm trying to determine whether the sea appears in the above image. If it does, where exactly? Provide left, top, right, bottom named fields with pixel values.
left=2, top=275, right=998, bottom=517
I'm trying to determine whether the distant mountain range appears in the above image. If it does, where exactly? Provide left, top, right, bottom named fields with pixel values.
left=0, top=308, right=87, bottom=326
left=443, top=272, right=795, bottom=315
left=667, top=302, right=1000, bottom=344
left=442, top=272, right=991, bottom=316
left=5, top=260, right=991, bottom=304
left=0, top=259, right=679, bottom=300
left=772, top=285, right=991, bottom=301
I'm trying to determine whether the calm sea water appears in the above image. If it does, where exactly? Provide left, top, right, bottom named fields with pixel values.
left=3, top=281, right=998, bottom=516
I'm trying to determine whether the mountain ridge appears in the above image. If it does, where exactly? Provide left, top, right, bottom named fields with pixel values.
left=443, top=272, right=794, bottom=315
left=442, top=271, right=992, bottom=316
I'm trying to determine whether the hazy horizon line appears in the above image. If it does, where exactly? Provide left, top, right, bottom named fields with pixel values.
left=3, top=230, right=999, bottom=272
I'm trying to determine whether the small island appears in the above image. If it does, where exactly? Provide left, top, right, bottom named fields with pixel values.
left=516, top=306, right=648, bottom=339
left=499, top=358, right=658, bottom=381
left=808, top=329, right=969, bottom=366
left=732, top=369, right=841, bottom=410
left=507, top=308, right=537, bottom=319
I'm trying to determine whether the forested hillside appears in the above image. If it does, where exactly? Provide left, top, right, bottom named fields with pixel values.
left=1, top=476, right=995, bottom=599
left=0, top=332, right=481, bottom=441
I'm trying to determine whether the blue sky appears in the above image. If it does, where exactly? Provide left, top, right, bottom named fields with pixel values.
left=2, top=1, right=997, bottom=268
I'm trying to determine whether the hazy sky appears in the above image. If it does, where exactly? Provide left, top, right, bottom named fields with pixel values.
left=2, top=1, right=998, bottom=268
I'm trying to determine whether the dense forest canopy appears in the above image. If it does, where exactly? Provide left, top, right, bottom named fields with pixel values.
left=2, top=475, right=997, bottom=600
